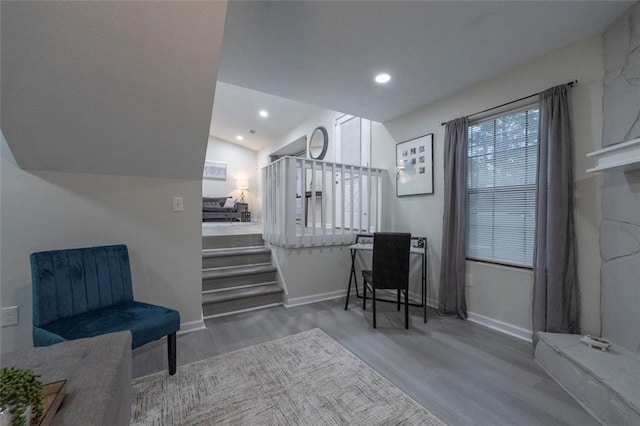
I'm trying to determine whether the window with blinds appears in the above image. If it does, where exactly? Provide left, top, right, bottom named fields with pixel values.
left=466, top=106, right=539, bottom=268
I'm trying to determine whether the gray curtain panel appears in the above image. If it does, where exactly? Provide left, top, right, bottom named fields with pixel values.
left=532, top=84, right=580, bottom=341
left=439, top=117, right=469, bottom=319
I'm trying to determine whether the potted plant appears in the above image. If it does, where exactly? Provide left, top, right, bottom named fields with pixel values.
left=0, top=368, right=43, bottom=426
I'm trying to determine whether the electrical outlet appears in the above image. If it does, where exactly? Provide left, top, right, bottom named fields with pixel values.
left=466, top=273, right=473, bottom=287
left=1, top=306, right=19, bottom=326
left=172, top=196, right=184, bottom=212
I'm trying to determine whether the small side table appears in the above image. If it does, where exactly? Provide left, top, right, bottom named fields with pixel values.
left=236, top=203, right=250, bottom=222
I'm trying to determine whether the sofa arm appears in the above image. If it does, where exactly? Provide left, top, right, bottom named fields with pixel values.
left=4, top=331, right=132, bottom=426
left=33, top=326, right=66, bottom=347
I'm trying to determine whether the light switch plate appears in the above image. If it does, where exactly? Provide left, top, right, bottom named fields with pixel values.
left=1, top=306, right=19, bottom=326
left=172, top=197, right=184, bottom=212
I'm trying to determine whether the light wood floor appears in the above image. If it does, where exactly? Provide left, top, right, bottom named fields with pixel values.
left=132, top=299, right=597, bottom=426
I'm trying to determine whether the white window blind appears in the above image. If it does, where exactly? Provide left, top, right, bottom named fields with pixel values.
left=466, top=106, right=539, bottom=268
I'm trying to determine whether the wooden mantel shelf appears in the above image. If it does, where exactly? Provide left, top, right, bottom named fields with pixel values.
left=587, top=137, right=640, bottom=173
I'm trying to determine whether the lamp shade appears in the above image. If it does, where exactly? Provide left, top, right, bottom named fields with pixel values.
left=236, top=178, right=249, bottom=189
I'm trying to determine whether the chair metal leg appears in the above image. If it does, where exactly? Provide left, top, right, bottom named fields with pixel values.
left=404, top=289, right=409, bottom=330
left=345, top=277, right=352, bottom=310
left=346, top=249, right=360, bottom=310
left=397, top=289, right=401, bottom=311
left=363, top=280, right=367, bottom=310
left=373, top=288, right=377, bottom=328
left=168, top=332, right=177, bottom=375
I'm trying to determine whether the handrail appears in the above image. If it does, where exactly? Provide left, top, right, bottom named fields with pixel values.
left=262, top=157, right=387, bottom=248
left=263, top=156, right=387, bottom=173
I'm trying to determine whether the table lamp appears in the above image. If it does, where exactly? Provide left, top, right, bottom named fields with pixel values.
left=236, top=178, right=249, bottom=202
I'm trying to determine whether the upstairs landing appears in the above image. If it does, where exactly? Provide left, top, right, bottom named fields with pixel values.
left=203, top=221, right=263, bottom=237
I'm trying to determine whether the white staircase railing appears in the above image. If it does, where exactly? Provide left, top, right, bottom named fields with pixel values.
left=262, top=157, right=387, bottom=248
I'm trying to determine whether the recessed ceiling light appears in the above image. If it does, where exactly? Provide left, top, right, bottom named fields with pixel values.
left=259, top=110, right=269, bottom=118
left=375, top=73, right=391, bottom=84
left=236, top=135, right=244, bottom=141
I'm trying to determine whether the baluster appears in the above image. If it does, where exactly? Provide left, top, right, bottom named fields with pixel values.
left=321, top=161, right=327, bottom=243
left=358, top=166, right=363, bottom=232
left=311, top=161, right=316, bottom=241
left=331, top=163, right=336, bottom=245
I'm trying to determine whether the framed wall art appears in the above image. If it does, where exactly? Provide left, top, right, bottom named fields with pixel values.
left=203, top=161, right=227, bottom=180
left=396, top=134, right=434, bottom=196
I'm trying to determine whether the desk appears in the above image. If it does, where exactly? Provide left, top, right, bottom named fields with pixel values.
left=344, top=234, right=428, bottom=323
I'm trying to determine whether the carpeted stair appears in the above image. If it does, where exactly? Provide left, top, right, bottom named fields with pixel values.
left=202, top=234, right=283, bottom=318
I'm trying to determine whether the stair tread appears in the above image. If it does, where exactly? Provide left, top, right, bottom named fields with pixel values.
left=203, top=281, right=278, bottom=294
left=202, top=283, right=283, bottom=304
left=202, top=246, right=270, bottom=258
left=202, top=233, right=263, bottom=240
left=203, top=263, right=276, bottom=279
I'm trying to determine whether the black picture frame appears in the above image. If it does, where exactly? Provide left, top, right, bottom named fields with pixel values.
left=396, top=133, right=434, bottom=196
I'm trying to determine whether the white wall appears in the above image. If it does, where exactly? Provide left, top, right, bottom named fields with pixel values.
left=257, top=36, right=604, bottom=337
left=258, top=110, right=343, bottom=167
left=204, top=136, right=260, bottom=219
left=1, top=134, right=204, bottom=353
left=271, top=245, right=352, bottom=304
left=382, top=35, right=604, bottom=336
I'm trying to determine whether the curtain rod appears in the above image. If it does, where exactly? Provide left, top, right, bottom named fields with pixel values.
left=440, top=80, right=577, bottom=126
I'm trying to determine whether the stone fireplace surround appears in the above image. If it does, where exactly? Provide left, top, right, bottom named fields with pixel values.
left=536, top=4, right=640, bottom=425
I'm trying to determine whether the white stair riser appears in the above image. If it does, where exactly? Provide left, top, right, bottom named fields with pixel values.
left=203, top=253, right=272, bottom=269
left=202, top=292, right=283, bottom=317
left=201, top=234, right=282, bottom=316
left=203, top=271, right=277, bottom=291
left=202, top=234, right=264, bottom=249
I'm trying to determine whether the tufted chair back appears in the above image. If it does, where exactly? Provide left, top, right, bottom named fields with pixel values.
left=31, top=245, right=134, bottom=326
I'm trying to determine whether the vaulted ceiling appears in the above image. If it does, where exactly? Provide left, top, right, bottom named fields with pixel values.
left=2, top=1, right=634, bottom=173
left=210, top=82, right=321, bottom=152
left=211, top=0, right=633, bottom=150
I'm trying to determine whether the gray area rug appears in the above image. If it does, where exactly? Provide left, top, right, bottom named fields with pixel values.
left=131, top=328, right=445, bottom=425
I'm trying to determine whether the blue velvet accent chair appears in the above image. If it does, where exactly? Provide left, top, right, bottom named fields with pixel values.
left=31, top=244, right=180, bottom=375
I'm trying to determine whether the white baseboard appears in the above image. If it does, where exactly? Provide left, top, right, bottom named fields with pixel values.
left=285, top=289, right=434, bottom=309
left=284, top=289, right=346, bottom=308
left=178, top=319, right=206, bottom=335
left=348, top=289, right=438, bottom=310
left=467, top=311, right=532, bottom=343
left=408, top=290, right=531, bottom=342
left=287, top=289, right=530, bottom=342
left=407, top=290, right=438, bottom=308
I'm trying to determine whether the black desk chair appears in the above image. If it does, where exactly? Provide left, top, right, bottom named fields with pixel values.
left=362, top=232, right=411, bottom=329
